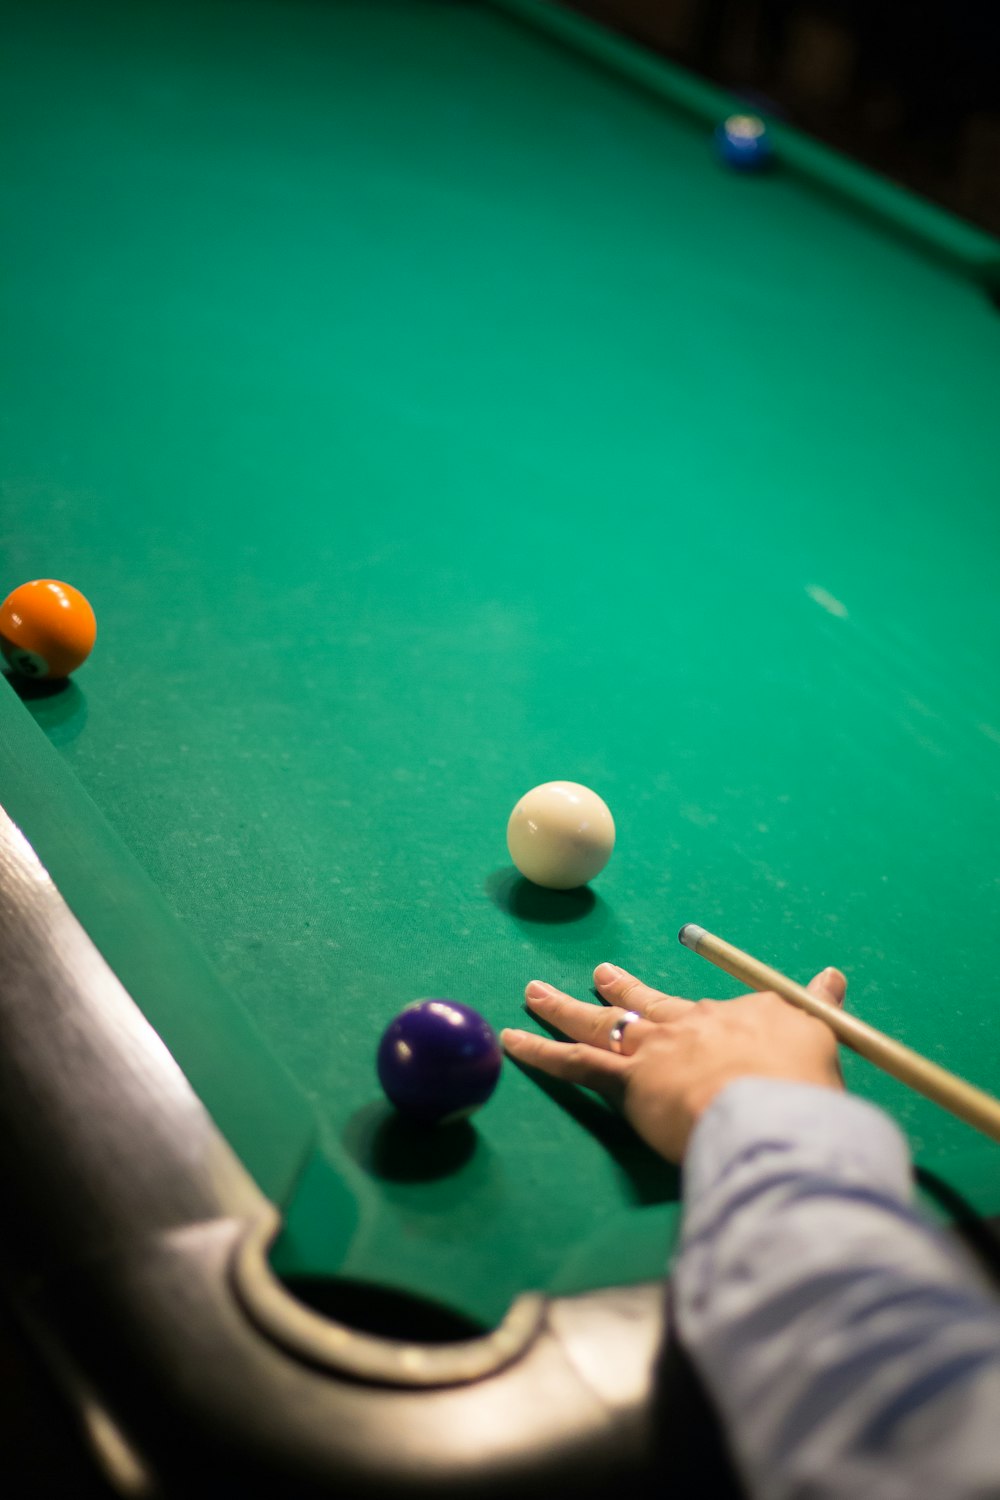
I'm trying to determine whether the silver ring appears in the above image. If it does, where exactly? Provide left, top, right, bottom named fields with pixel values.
left=609, top=1011, right=641, bottom=1055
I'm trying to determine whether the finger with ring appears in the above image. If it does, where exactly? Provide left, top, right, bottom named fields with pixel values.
left=609, top=1011, right=642, bottom=1055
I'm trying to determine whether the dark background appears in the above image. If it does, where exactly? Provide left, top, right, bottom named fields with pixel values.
left=566, top=0, right=1000, bottom=234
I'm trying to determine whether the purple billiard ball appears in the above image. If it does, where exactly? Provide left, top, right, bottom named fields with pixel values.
left=377, top=999, right=503, bottom=1125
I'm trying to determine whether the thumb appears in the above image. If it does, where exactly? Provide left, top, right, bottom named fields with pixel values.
left=808, top=966, right=847, bottom=1008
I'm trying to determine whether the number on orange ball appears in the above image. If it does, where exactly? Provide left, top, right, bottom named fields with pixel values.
left=0, top=580, right=97, bottom=680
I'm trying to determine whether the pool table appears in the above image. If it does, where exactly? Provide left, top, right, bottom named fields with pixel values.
left=2, top=0, right=1000, bottom=1493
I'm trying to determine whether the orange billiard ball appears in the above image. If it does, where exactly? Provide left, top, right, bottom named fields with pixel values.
left=0, top=580, right=97, bottom=680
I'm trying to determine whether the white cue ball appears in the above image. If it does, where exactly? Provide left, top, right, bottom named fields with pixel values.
left=506, top=782, right=615, bottom=890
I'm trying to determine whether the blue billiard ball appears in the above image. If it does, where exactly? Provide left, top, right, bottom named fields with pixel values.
left=715, top=113, right=773, bottom=172
left=377, top=999, right=503, bottom=1125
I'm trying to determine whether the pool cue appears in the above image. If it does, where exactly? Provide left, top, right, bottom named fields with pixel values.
left=678, top=923, right=1000, bottom=1145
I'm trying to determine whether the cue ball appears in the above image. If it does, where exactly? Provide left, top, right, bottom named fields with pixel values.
left=377, top=999, right=503, bottom=1125
left=715, top=113, right=773, bottom=172
left=0, top=579, right=97, bottom=680
left=506, top=781, right=615, bottom=890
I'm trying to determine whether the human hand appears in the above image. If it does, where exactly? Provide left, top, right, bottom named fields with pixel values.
left=501, top=963, right=847, bottom=1163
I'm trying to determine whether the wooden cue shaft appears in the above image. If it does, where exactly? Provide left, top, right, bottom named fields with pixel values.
left=678, top=923, right=1000, bottom=1145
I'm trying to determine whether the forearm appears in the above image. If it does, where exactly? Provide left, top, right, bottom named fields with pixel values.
left=674, top=1080, right=1000, bottom=1500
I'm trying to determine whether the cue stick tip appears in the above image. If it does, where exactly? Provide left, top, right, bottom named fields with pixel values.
left=678, top=923, right=706, bottom=951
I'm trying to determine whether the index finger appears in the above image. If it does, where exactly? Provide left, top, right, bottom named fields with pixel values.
left=523, top=980, right=657, bottom=1052
left=593, top=963, right=692, bottom=1022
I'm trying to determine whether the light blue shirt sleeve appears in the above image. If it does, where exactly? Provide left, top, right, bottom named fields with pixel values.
left=673, top=1079, right=1000, bottom=1500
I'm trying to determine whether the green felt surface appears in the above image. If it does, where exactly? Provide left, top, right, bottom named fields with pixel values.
left=2, top=0, right=1000, bottom=1328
